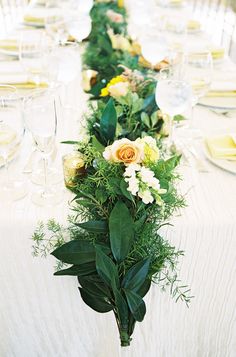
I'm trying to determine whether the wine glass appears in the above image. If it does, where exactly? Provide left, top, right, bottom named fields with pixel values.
left=45, top=0, right=69, bottom=44
left=155, top=78, right=192, bottom=146
left=24, top=92, right=63, bottom=206
left=47, top=41, right=81, bottom=113
left=19, top=30, right=51, bottom=86
left=0, top=85, right=27, bottom=202
left=184, top=51, right=213, bottom=134
left=140, top=33, right=169, bottom=70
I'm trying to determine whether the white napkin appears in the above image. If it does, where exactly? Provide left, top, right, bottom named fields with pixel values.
left=0, top=61, right=28, bottom=84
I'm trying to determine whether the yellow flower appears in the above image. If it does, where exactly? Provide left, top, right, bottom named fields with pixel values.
left=135, top=136, right=160, bottom=163
left=103, top=138, right=144, bottom=165
left=101, top=87, right=109, bottom=97
left=118, top=0, right=124, bottom=8
left=100, top=75, right=128, bottom=97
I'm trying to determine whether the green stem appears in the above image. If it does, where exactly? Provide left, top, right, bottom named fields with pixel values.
left=119, top=329, right=131, bottom=347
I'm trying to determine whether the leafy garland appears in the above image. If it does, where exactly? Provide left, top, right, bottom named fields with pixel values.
left=32, top=0, right=191, bottom=349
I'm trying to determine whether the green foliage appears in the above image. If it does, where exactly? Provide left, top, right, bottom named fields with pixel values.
left=100, top=98, right=117, bottom=144
left=109, top=201, right=134, bottom=263
left=31, top=0, right=192, bottom=348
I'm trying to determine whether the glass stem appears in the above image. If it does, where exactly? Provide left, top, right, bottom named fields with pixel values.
left=190, top=104, right=195, bottom=129
left=42, top=157, right=50, bottom=195
left=3, top=156, right=10, bottom=186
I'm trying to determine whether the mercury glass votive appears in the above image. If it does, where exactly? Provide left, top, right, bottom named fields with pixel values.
left=62, top=152, right=86, bottom=188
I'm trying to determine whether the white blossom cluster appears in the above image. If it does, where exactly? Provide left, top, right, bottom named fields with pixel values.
left=124, top=163, right=166, bottom=205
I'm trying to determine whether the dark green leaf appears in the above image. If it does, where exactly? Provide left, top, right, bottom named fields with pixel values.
left=114, top=288, right=129, bottom=328
left=95, top=246, right=119, bottom=288
left=78, top=275, right=111, bottom=298
left=79, top=287, right=113, bottom=313
left=120, top=180, right=135, bottom=202
left=122, top=258, right=150, bottom=292
left=124, top=289, right=146, bottom=322
left=54, top=262, right=96, bottom=276
left=137, top=279, right=151, bottom=298
left=61, top=141, right=80, bottom=145
left=100, top=98, right=117, bottom=143
left=109, top=201, right=134, bottom=263
left=76, top=220, right=108, bottom=234
left=51, top=240, right=95, bottom=265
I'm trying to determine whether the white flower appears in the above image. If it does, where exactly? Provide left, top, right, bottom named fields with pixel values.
left=108, top=81, right=130, bottom=97
left=138, top=189, right=154, bottom=204
left=127, top=176, right=139, bottom=195
left=124, top=163, right=141, bottom=177
left=139, top=167, right=155, bottom=184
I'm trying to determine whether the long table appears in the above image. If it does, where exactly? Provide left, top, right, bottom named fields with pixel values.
left=0, top=1, right=236, bottom=357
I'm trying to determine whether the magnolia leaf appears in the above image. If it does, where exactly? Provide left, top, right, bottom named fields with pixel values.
left=137, top=279, right=152, bottom=298
left=54, top=262, right=96, bottom=276
left=113, top=288, right=129, bottom=328
left=122, top=258, right=151, bottom=292
left=100, top=98, right=117, bottom=143
left=124, top=289, right=146, bottom=322
left=109, top=201, right=134, bottom=263
left=51, top=240, right=95, bottom=265
left=79, top=287, right=113, bottom=313
left=78, top=275, right=112, bottom=298
left=76, top=220, right=108, bottom=234
left=95, top=246, right=119, bottom=288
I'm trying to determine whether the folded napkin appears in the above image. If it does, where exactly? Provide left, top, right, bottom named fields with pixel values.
left=210, top=47, right=225, bottom=60
left=207, top=81, right=236, bottom=97
left=206, top=134, right=236, bottom=160
left=0, top=61, right=48, bottom=89
left=187, top=20, right=201, bottom=31
left=0, top=39, right=18, bottom=51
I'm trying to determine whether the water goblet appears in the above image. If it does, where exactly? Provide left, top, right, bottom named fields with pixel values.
left=24, top=92, right=63, bottom=206
left=0, top=85, right=27, bottom=202
left=184, top=50, right=213, bottom=136
left=155, top=77, right=192, bottom=147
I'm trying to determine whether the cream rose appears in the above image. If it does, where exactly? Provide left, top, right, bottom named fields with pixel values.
left=107, top=29, right=132, bottom=52
left=108, top=81, right=129, bottom=97
left=103, top=138, right=144, bottom=165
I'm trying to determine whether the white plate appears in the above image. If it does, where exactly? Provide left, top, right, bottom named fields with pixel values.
left=0, top=48, right=19, bottom=57
left=199, top=95, right=236, bottom=111
left=22, top=21, right=45, bottom=28
left=204, top=138, right=236, bottom=174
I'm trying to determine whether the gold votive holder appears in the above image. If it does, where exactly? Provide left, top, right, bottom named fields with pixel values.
left=62, top=152, right=86, bottom=188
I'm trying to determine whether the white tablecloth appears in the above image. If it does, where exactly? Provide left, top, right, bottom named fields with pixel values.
left=0, top=2, right=236, bottom=357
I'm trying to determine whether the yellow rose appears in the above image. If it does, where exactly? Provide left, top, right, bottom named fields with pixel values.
left=103, top=138, right=144, bottom=164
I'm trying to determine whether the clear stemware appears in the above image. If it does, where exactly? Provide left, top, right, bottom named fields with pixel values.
left=24, top=92, right=63, bottom=206
left=19, top=30, right=51, bottom=87
left=184, top=51, right=213, bottom=135
left=155, top=78, right=192, bottom=147
left=0, top=85, right=27, bottom=202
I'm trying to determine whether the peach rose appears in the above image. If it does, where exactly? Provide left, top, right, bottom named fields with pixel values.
left=103, top=138, right=144, bottom=165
